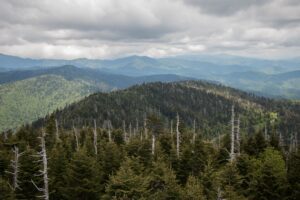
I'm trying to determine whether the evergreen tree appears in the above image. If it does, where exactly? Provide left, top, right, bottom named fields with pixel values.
left=15, top=147, right=41, bottom=199
left=49, top=143, right=68, bottom=200
left=0, top=177, right=14, bottom=200
left=287, top=151, right=300, bottom=199
left=248, top=147, right=287, bottom=200
left=148, top=159, right=182, bottom=199
left=105, top=157, right=150, bottom=199
left=183, top=176, right=204, bottom=200
left=65, top=148, right=100, bottom=200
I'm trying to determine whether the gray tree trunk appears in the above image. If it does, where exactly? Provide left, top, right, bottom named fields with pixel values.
left=176, top=113, right=180, bottom=158
left=93, top=119, right=98, bottom=155
left=230, top=105, right=235, bottom=163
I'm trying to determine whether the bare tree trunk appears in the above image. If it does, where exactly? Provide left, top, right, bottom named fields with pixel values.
left=72, top=122, right=79, bottom=151
left=55, top=119, right=59, bottom=141
left=123, top=120, right=127, bottom=143
left=133, top=128, right=136, bottom=137
left=236, top=116, right=240, bottom=155
left=41, top=131, right=49, bottom=200
left=279, top=132, right=283, bottom=148
left=93, top=119, right=97, bottom=156
left=32, top=131, right=49, bottom=200
left=136, top=118, right=139, bottom=133
left=144, top=118, right=148, bottom=140
left=129, top=123, right=132, bottom=140
left=192, top=119, right=196, bottom=144
left=6, top=146, right=24, bottom=190
left=170, top=120, right=173, bottom=135
left=295, top=132, right=298, bottom=152
left=152, top=134, right=155, bottom=155
left=230, top=105, right=235, bottom=163
left=176, top=113, right=180, bottom=158
left=264, top=124, right=268, bottom=141
left=108, top=120, right=112, bottom=143
left=218, top=133, right=221, bottom=150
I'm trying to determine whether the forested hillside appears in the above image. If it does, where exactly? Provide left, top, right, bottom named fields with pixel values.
left=0, top=74, right=95, bottom=131
left=0, top=66, right=191, bottom=132
left=36, top=81, right=300, bottom=139
left=0, top=81, right=299, bottom=199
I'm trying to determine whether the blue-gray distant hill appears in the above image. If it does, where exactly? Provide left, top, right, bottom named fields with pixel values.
left=0, top=53, right=300, bottom=98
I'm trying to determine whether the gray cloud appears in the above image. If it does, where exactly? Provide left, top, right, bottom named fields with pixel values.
left=184, top=0, right=271, bottom=16
left=0, top=0, right=299, bottom=59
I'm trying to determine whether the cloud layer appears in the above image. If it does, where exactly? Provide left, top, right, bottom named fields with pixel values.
left=0, top=0, right=299, bottom=59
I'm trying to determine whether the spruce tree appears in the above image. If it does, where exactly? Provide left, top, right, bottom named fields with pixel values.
left=183, top=176, right=204, bottom=200
left=148, top=159, right=182, bottom=199
left=105, top=157, right=150, bottom=199
left=65, top=148, right=100, bottom=200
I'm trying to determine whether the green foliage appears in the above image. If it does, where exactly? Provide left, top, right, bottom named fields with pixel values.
left=105, top=157, right=150, bottom=199
left=64, top=148, right=101, bottom=199
left=248, top=147, right=288, bottom=200
left=0, top=74, right=93, bottom=132
left=183, top=176, right=204, bottom=200
left=148, top=159, right=182, bottom=199
left=0, top=81, right=299, bottom=199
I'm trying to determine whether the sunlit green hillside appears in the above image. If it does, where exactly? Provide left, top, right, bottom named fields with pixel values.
left=0, top=74, right=94, bottom=131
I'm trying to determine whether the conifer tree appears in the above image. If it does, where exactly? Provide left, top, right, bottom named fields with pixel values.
left=65, top=148, right=101, bottom=199
left=248, top=147, right=287, bottom=200
left=148, top=159, right=182, bottom=199
left=15, top=147, right=41, bottom=199
left=183, top=176, right=204, bottom=200
left=48, top=143, right=68, bottom=200
left=105, top=157, right=150, bottom=199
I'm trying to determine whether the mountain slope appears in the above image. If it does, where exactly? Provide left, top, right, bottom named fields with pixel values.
left=0, top=74, right=94, bottom=131
left=218, top=70, right=300, bottom=99
left=0, top=66, right=192, bottom=132
left=37, top=81, right=300, bottom=138
left=1, top=53, right=300, bottom=99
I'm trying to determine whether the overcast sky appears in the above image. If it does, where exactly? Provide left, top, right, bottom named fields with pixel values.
left=0, top=0, right=299, bottom=59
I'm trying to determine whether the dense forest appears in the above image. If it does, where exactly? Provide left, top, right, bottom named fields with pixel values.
left=0, top=65, right=189, bottom=132
left=0, top=81, right=299, bottom=199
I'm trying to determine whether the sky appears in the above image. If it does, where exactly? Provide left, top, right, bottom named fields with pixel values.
left=0, top=0, right=299, bottom=59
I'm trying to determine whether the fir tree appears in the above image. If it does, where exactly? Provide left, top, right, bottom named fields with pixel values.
left=105, top=157, right=150, bottom=199
left=65, top=148, right=101, bottom=200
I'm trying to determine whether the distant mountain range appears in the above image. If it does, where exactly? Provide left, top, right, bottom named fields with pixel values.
left=1, top=53, right=299, bottom=99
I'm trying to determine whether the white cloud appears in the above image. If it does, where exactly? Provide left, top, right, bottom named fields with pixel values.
left=0, top=0, right=299, bottom=59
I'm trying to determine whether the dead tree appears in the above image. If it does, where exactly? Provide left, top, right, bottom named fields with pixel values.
left=123, top=120, right=127, bottom=143
left=93, top=119, right=98, bottom=156
left=192, top=119, right=196, bottom=144
left=170, top=120, right=173, bottom=135
left=129, top=123, right=132, bottom=139
left=176, top=113, right=180, bottom=158
left=72, top=122, right=79, bottom=151
left=295, top=132, right=298, bottom=152
left=290, top=132, right=298, bottom=153
left=218, top=133, right=221, bottom=149
left=32, top=131, right=49, bottom=200
left=103, top=120, right=112, bottom=142
left=151, top=133, right=156, bottom=155
left=144, top=118, right=148, bottom=140
left=136, top=118, right=139, bottom=134
left=6, top=146, right=24, bottom=190
left=279, top=132, right=284, bottom=148
left=55, top=119, right=59, bottom=141
left=236, top=116, right=240, bottom=155
left=230, top=105, right=235, bottom=163
left=264, top=124, right=268, bottom=141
